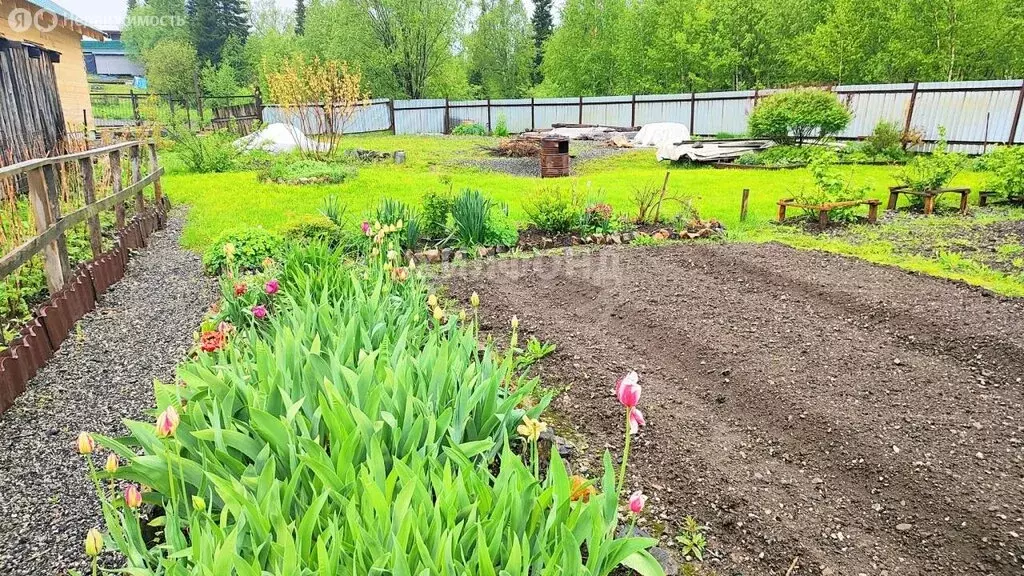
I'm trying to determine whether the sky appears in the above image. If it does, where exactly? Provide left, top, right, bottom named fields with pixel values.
left=55, top=0, right=297, bottom=30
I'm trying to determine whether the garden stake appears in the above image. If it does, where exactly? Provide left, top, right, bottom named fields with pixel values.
left=653, top=171, right=671, bottom=223
left=741, top=188, right=750, bottom=222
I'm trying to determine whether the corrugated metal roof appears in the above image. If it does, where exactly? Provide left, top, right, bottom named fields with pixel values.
left=81, top=40, right=126, bottom=55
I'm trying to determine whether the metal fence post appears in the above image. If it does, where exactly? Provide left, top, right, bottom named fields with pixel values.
left=630, top=94, right=637, bottom=127
left=486, top=98, right=492, bottom=133
left=578, top=96, right=584, bottom=124
left=530, top=97, right=536, bottom=131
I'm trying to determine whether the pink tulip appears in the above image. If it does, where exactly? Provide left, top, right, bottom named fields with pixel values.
left=252, top=305, right=268, bottom=319
left=361, top=221, right=372, bottom=236
left=629, top=408, right=646, bottom=435
left=628, top=491, right=647, bottom=514
left=616, top=371, right=641, bottom=407
left=124, top=484, right=142, bottom=509
left=264, top=279, right=280, bottom=295
left=155, top=405, right=180, bottom=438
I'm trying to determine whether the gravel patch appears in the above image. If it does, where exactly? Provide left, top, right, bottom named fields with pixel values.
left=456, top=141, right=637, bottom=177
left=0, top=212, right=216, bottom=576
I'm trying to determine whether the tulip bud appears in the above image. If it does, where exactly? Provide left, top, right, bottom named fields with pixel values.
left=192, top=495, right=206, bottom=512
left=77, top=432, right=95, bottom=455
left=427, top=294, right=438, bottom=308
left=511, top=315, right=519, bottom=330
left=155, top=405, right=180, bottom=438
left=459, top=309, right=467, bottom=322
left=124, top=484, right=143, bottom=509
left=84, top=528, right=104, bottom=557
left=432, top=307, right=444, bottom=322
left=470, top=292, right=480, bottom=308
left=628, top=491, right=647, bottom=514
left=104, top=453, right=119, bottom=474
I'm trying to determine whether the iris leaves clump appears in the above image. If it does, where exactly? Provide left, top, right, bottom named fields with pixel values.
left=90, top=240, right=664, bottom=575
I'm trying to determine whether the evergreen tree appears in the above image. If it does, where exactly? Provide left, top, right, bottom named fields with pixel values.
left=187, top=0, right=223, bottom=62
left=219, top=0, right=250, bottom=43
left=127, top=0, right=138, bottom=11
left=531, top=0, right=553, bottom=83
left=295, top=0, right=306, bottom=34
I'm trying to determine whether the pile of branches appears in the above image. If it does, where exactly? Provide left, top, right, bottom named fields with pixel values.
left=483, top=138, right=542, bottom=158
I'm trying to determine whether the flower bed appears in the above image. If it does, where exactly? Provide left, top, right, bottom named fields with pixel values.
left=73, top=230, right=667, bottom=575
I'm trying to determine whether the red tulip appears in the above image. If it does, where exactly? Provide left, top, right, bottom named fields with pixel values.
left=233, top=283, right=247, bottom=297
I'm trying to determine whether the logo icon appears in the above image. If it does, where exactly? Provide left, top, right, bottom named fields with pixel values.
left=8, top=8, right=32, bottom=32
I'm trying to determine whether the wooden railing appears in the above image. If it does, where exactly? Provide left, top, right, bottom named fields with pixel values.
left=0, top=140, right=164, bottom=293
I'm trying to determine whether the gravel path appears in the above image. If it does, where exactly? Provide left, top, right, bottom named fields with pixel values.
left=0, top=212, right=216, bottom=575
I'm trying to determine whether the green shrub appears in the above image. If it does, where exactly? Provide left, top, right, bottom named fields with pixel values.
left=525, top=186, right=584, bottom=234
left=283, top=215, right=356, bottom=252
left=863, top=121, right=905, bottom=157
left=580, top=202, right=617, bottom=234
left=794, top=152, right=869, bottom=223
left=748, top=88, right=852, bottom=146
left=452, top=189, right=491, bottom=246
left=485, top=205, right=520, bottom=247
left=494, top=113, right=510, bottom=137
left=422, top=189, right=454, bottom=238
left=260, top=155, right=357, bottom=184
left=452, top=122, right=487, bottom=136
left=979, top=145, right=1024, bottom=199
left=898, top=131, right=965, bottom=194
left=202, top=227, right=286, bottom=274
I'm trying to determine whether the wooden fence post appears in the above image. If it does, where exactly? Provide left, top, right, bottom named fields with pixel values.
left=130, top=90, right=141, bottom=126
left=148, top=142, right=163, bottom=206
left=78, top=157, right=104, bottom=258
left=388, top=100, right=396, bottom=134
left=26, top=168, right=69, bottom=293
left=902, top=82, right=919, bottom=150
left=740, top=188, right=750, bottom=222
left=444, top=98, right=450, bottom=134
left=109, top=150, right=125, bottom=228
left=130, top=145, right=143, bottom=214
left=1008, top=80, right=1024, bottom=145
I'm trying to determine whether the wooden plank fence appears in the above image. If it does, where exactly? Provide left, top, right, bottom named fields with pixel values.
left=0, top=139, right=167, bottom=414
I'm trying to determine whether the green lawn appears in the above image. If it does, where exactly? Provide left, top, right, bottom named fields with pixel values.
left=163, top=133, right=1024, bottom=296
left=165, top=133, right=986, bottom=247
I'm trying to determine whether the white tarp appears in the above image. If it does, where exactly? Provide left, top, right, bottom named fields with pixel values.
left=632, top=122, right=691, bottom=148
left=656, top=140, right=774, bottom=163
left=234, top=123, right=326, bottom=154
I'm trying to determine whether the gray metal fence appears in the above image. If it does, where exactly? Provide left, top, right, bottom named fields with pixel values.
left=262, top=79, right=1024, bottom=154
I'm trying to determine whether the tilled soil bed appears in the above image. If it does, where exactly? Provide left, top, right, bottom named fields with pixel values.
left=445, top=243, right=1024, bottom=576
